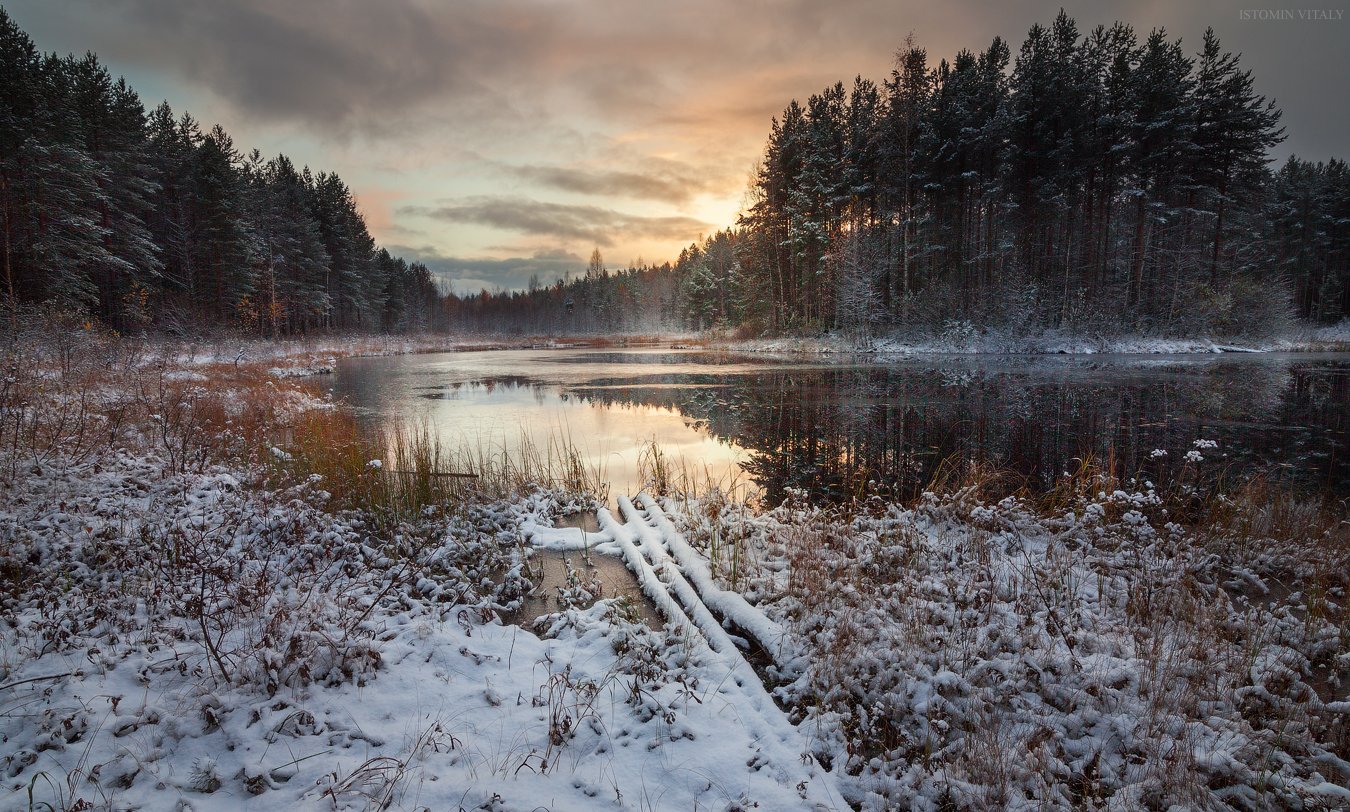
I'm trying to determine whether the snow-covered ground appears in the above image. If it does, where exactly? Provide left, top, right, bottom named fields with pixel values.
left=151, top=332, right=706, bottom=378
left=0, top=337, right=840, bottom=811
left=121, top=319, right=1350, bottom=384
left=4, top=332, right=1347, bottom=811
left=0, top=453, right=839, bottom=810
left=154, top=334, right=501, bottom=379
left=664, top=471, right=1350, bottom=810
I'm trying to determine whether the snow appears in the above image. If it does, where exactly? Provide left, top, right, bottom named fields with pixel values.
left=523, top=497, right=844, bottom=806
left=155, top=333, right=708, bottom=373
left=1, top=332, right=842, bottom=812
left=1, top=450, right=843, bottom=811
left=641, top=494, right=788, bottom=660
left=720, top=328, right=1348, bottom=356
left=665, top=477, right=1350, bottom=809
left=268, top=363, right=335, bottom=378
left=5, top=334, right=1347, bottom=811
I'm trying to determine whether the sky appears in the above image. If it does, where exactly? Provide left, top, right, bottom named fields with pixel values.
left=5, top=0, right=1346, bottom=293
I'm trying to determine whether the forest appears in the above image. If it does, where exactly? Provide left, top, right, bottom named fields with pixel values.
left=0, top=9, right=443, bottom=335
left=2, top=8, right=1348, bottom=339
left=727, top=13, right=1348, bottom=337
left=457, top=13, right=1350, bottom=339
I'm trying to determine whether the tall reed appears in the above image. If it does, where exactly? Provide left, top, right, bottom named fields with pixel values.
left=273, top=412, right=609, bottom=528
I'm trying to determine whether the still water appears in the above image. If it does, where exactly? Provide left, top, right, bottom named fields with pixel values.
left=320, top=348, right=1350, bottom=504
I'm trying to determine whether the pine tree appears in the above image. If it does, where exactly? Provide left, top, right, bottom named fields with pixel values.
left=311, top=171, right=377, bottom=329
left=1190, top=28, right=1284, bottom=287
left=0, top=11, right=438, bottom=335
left=145, top=103, right=194, bottom=310
left=17, top=52, right=117, bottom=311
left=185, top=126, right=251, bottom=325
left=59, top=53, right=162, bottom=327
left=881, top=41, right=931, bottom=313
left=1078, top=23, right=1135, bottom=298
left=1123, top=28, right=1195, bottom=317
left=244, top=154, right=330, bottom=334
left=0, top=8, right=42, bottom=308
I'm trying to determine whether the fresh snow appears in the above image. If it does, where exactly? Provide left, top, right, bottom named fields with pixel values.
left=664, top=482, right=1350, bottom=810
left=8, top=439, right=1345, bottom=810
left=5, top=333, right=1348, bottom=811
left=4, top=449, right=842, bottom=811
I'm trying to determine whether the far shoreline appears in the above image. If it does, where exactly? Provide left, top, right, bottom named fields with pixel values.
left=134, top=320, right=1350, bottom=378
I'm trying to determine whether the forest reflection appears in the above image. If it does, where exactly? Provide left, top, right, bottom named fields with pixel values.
left=323, top=350, right=1349, bottom=505
left=562, top=359, right=1349, bottom=504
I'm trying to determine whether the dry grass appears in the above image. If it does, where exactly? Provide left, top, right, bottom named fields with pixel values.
left=1, top=308, right=608, bottom=527
left=0, top=310, right=327, bottom=483
left=636, top=439, right=754, bottom=504
left=272, top=410, right=608, bottom=527
left=743, top=487, right=1347, bottom=807
left=0, top=314, right=562, bottom=706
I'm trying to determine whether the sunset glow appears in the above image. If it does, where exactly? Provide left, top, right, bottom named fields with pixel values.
left=6, top=0, right=1344, bottom=292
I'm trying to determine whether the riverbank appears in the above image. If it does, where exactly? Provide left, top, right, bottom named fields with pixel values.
left=0, top=329, right=839, bottom=811
left=119, top=318, right=1350, bottom=382
left=148, top=331, right=705, bottom=379
left=3, top=329, right=1347, bottom=810
left=718, top=320, right=1350, bottom=357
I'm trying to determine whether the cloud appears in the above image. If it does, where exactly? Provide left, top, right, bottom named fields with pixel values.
left=386, top=246, right=587, bottom=293
left=402, top=198, right=711, bottom=246
left=38, top=0, right=477, bottom=132
left=15, top=0, right=1344, bottom=162
left=7, top=0, right=1345, bottom=278
left=504, top=166, right=688, bottom=204
left=1, top=0, right=932, bottom=143
left=497, top=160, right=743, bottom=204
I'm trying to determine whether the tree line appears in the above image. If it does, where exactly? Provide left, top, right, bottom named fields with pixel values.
left=3, top=7, right=1346, bottom=339
left=704, top=13, right=1348, bottom=337
left=0, top=8, right=443, bottom=335
left=441, top=251, right=686, bottom=335
left=453, top=12, right=1350, bottom=339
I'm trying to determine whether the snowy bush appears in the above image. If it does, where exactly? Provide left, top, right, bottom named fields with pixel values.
left=670, top=461, right=1350, bottom=810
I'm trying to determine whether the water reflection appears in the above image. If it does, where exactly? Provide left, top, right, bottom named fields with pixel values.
left=322, top=351, right=752, bottom=499
left=321, top=350, right=1349, bottom=504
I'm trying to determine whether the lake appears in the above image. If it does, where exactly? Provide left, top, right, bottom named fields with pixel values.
left=319, top=348, right=1350, bottom=504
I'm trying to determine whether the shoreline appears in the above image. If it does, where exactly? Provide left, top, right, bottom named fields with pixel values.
left=133, top=319, right=1350, bottom=381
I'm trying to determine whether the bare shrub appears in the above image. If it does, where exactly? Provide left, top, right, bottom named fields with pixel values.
left=670, top=451, right=1350, bottom=809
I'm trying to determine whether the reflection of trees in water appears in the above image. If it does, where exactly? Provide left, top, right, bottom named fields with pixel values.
left=572, top=361, right=1348, bottom=503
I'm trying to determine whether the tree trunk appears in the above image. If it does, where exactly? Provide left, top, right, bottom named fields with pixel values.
left=1129, top=195, right=1148, bottom=310
left=2, top=173, right=14, bottom=312
left=1209, top=172, right=1229, bottom=288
